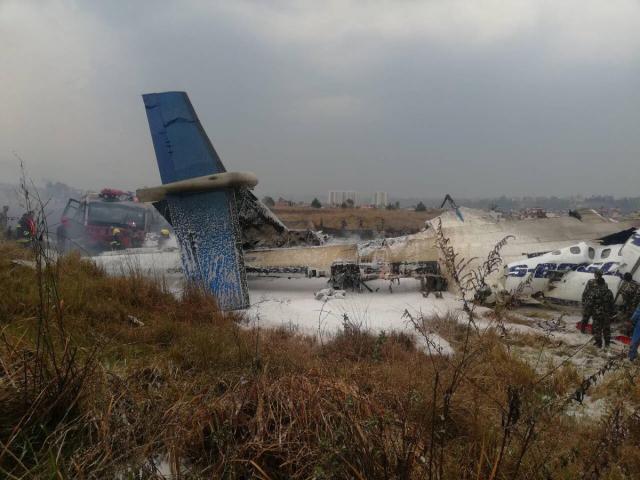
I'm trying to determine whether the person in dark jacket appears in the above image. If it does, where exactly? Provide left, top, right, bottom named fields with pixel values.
left=17, top=211, right=36, bottom=243
left=580, top=270, right=602, bottom=333
left=627, top=303, right=640, bottom=361
left=618, top=272, right=640, bottom=332
left=589, top=276, right=615, bottom=348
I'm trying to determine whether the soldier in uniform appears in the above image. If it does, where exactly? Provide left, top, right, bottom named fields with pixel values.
left=580, top=270, right=602, bottom=333
left=618, top=272, right=640, bottom=331
left=590, top=275, right=615, bottom=348
left=628, top=302, right=640, bottom=361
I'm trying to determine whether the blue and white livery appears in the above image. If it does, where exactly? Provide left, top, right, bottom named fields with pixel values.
left=502, top=229, right=640, bottom=304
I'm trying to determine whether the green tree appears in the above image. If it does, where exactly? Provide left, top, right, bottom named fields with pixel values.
left=311, top=198, right=322, bottom=208
left=415, top=201, right=427, bottom=212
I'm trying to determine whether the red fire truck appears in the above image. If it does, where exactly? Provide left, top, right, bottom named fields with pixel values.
left=57, top=189, right=150, bottom=254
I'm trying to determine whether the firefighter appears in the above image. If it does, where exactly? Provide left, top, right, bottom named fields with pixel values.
left=589, top=275, right=615, bottom=348
left=158, top=228, right=171, bottom=248
left=580, top=270, right=602, bottom=333
left=110, top=227, right=123, bottom=250
left=17, top=211, right=36, bottom=245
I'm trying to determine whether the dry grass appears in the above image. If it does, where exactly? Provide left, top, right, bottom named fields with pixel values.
left=272, top=206, right=442, bottom=234
left=2, top=242, right=640, bottom=479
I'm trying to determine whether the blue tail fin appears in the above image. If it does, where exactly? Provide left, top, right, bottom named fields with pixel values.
left=142, top=91, right=249, bottom=310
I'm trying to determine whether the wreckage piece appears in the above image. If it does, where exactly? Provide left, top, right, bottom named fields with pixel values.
left=329, top=261, right=375, bottom=292
left=145, top=171, right=322, bottom=250
left=329, top=262, right=362, bottom=291
left=140, top=91, right=250, bottom=310
left=243, top=206, right=637, bottom=295
left=235, top=188, right=322, bottom=249
left=503, top=228, right=640, bottom=304
left=440, top=194, right=464, bottom=222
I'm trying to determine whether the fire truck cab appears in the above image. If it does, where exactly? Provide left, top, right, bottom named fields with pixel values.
left=57, top=189, right=150, bottom=254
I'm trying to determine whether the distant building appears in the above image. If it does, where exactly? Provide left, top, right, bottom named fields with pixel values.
left=372, top=192, right=388, bottom=208
left=328, top=191, right=392, bottom=207
left=328, top=191, right=363, bottom=207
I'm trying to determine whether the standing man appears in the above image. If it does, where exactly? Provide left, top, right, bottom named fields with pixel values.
left=0, top=206, right=8, bottom=239
left=628, top=302, right=640, bottom=361
left=17, top=211, right=36, bottom=243
left=110, top=227, right=124, bottom=250
left=590, top=274, right=615, bottom=348
left=618, top=272, right=640, bottom=332
left=158, top=228, right=171, bottom=249
left=580, top=270, right=602, bottom=333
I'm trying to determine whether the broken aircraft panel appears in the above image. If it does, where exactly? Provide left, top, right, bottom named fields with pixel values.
left=235, top=187, right=323, bottom=249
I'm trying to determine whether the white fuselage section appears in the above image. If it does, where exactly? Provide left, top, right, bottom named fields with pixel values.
left=502, top=230, right=640, bottom=304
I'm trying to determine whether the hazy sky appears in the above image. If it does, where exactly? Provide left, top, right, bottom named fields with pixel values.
left=1, top=0, right=639, bottom=199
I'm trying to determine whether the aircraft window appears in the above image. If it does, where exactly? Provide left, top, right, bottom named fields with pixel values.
left=601, top=249, right=611, bottom=259
left=570, top=246, right=581, bottom=254
left=552, top=250, right=561, bottom=255
left=588, top=247, right=595, bottom=259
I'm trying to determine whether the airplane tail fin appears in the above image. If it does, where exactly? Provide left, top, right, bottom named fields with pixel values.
left=142, top=91, right=248, bottom=310
left=142, top=91, right=226, bottom=183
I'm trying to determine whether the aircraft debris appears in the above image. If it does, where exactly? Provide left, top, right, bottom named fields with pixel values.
left=440, top=194, right=464, bottom=222
left=11, top=259, right=36, bottom=270
left=236, top=188, right=322, bottom=249
left=535, top=315, right=567, bottom=334
left=503, top=229, right=640, bottom=304
left=127, top=314, right=145, bottom=327
left=329, top=262, right=374, bottom=292
left=314, top=288, right=346, bottom=301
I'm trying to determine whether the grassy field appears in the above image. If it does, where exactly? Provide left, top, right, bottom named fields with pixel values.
left=2, top=241, right=640, bottom=478
left=272, top=206, right=442, bottom=234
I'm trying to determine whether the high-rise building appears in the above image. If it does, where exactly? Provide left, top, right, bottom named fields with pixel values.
left=328, top=191, right=388, bottom=207
left=372, top=192, right=388, bottom=207
left=328, top=191, right=362, bottom=206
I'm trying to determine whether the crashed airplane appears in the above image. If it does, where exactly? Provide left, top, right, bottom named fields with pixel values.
left=117, top=91, right=639, bottom=310
left=503, top=229, right=640, bottom=304
left=245, top=206, right=639, bottom=300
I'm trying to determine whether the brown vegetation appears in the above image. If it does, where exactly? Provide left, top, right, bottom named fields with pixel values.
left=2, top=241, right=640, bottom=479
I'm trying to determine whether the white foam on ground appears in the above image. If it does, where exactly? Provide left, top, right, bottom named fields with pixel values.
left=247, top=277, right=456, bottom=355
left=92, top=248, right=184, bottom=293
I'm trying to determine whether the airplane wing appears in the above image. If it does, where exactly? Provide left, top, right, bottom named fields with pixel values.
left=142, top=91, right=249, bottom=310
